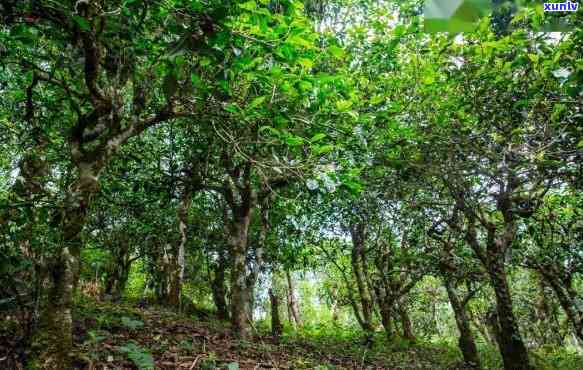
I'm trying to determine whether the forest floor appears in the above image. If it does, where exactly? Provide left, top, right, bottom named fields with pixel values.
left=68, top=297, right=468, bottom=370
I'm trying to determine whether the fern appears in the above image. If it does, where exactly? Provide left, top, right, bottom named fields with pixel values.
left=119, top=341, right=155, bottom=370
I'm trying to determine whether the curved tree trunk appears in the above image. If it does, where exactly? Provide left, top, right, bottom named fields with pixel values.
left=540, top=269, right=583, bottom=342
left=33, top=172, right=94, bottom=369
left=534, top=274, right=564, bottom=346
left=488, top=259, right=532, bottom=370
left=460, top=214, right=532, bottom=370
left=444, top=279, right=481, bottom=368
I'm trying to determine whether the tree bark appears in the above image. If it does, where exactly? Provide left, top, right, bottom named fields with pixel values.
left=168, top=192, right=190, bottom=308
left=103, top=237, right=132, bottom=301
left=244, top=206, right=266, bottom=323
left=487, top=259, right=532, bottom=370
left=229, top=210, right=252, bottom=338
left=329, top=285, right=340, bottom=324
left=374, top=281, right=394, bottom=339
left=398, top=301, right=416, bottom=342
left=32, top=171, right=93, bottom=369
left=540, top=268, right=583, bottom=341
left=533, top=274, right=563, bottom=346
left=458, top=213, right=532, bottom=370
left=444, top=278, right=481, bottom=368
left=211, top=248, right=230, bottom=321
left=286, top=270, right=302, bottom=327
left=269, top=286, right=283, bottom=338
left=378, top=301, right=394, bottom=339
left=349, top=222, right=374, bottom=335
left=103, top=260, right=131, bottom=301
left=32, top=245, right=77, bottom=370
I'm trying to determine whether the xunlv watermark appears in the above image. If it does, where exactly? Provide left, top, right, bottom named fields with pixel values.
left=544, top=1, right=579, bottom=12
left=423, top=0, right=578, bottom=33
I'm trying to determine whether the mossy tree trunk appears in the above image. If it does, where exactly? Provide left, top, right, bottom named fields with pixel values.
left=286, top=270, right=302, bottom=327
left=269, top=275, right=283, bottom=339
left=444, top=278, right=481, bottom=368
left=398, top=301, right=416, bottom=342
left=349, top=222, right=374, bottom=335
left=211, top=247, right=230, bottom=321
left=229, top=211, right=252, bottom=338
left=539, top=266, right=583, bottom=342
left=168, top=191, right=191, bottom=309
left=33, top=167, right=96, bottom=369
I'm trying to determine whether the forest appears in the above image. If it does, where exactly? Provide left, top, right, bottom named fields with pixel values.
left=0, top=1, right=582, bottom=369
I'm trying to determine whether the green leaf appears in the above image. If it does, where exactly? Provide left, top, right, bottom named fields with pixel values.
left=297, top=58, right=314, bottom=69
left=298, top=80, right=313, bottom=92
left=121, top=317, right=144, bottom=330
left=227, top=363, right=239, bottom=370
left=72, top=15, right=91, bottom=31
left=248, top=96, right=267, bottom=110
left=370, top=95, right=384, bottom=105
left=422, top=75, right=435, bottom=85
left=119, top=342, right=154, bottom=370
left=239, top=1, right=257, bottom=11
left=190, top=73, right=202, bottom=88
left=313, top=145, right=334, bottom=155
left=284, top=134, right=304, bottom=146
left=25, top=71, right=34, bottom=85
left=224, top=104, right=239, bottom=113
left=310, top=133, right=326, bottom=142
left=328, top=45, right=345, bottom=59
left=335, top=100, right=352, bottom=112
left=259, top=126, right=280, bottom=137
left=287, top=35, right=313, bottom=49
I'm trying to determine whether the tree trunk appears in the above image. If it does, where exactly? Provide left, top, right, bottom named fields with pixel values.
left=32, top=182, right=90, bottom=370
left=488, top=259, right=532, bottom=370
left=168, top=193, right=190, bottom=309
left=398, top=301, right=416, bottom=342
left=541, top=269, right=583, bottom=342
left=379, top=301, right=394, bottom=339
left=244, top=238, right=264, bottom=323
left=349, top=223, right=374, bottom=334
left=32, top=246, right=77, bottom=370
left=269, top=287, right=283, bottom=338
left=374, top=282, right=394, bottom=339
left=286, top=270, right=302, bottom=327
left=462, top=215, right=532, bottom=370
left=444, top=278, right=481, bottom=368
left=103, top=238, right=132, bottom=301
left=104, top=261, right=130, bottom=301
left=211, top=249, right=229, bottom=321
left=229, top=212, right=252, bottom=338
left=534, top=274, right=563, bottom=346
left=470, top=312, right=494, bottom=345
left=331, top=300, right=339, bottom=324
left=330, top=285, right=340, bottom=324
